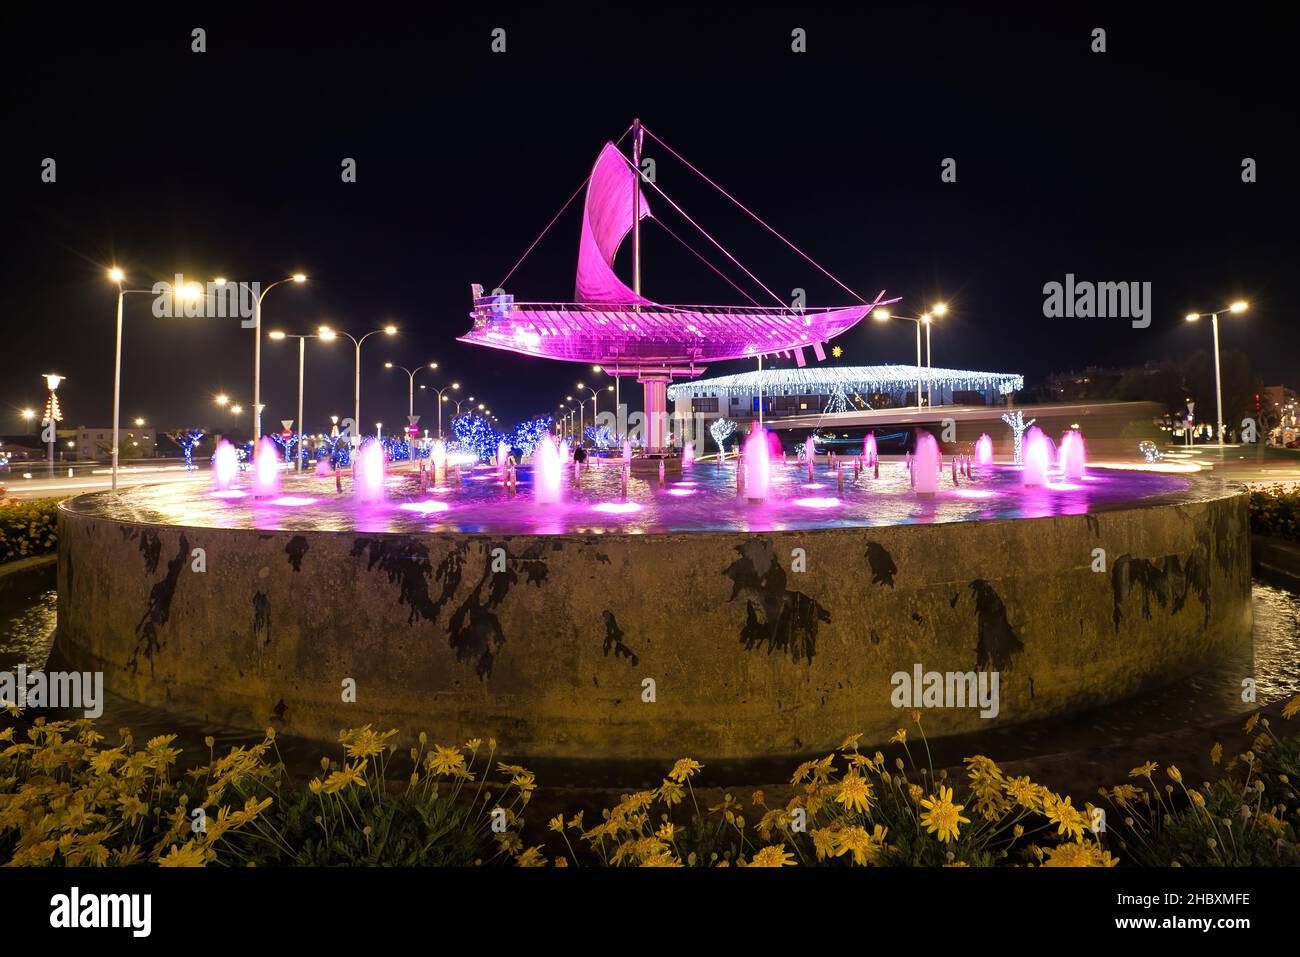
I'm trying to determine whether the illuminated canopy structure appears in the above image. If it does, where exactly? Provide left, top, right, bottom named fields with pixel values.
left=461, top=120, right=898, bottom=450
left=669, top=364, right=1024, bottom=408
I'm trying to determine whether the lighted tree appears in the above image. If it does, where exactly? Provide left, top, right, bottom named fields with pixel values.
left=710, top=417, right=737, bottom=456
left=824, top=380, right=849, bottom=414
left=165, top=429, right=206, bottom=471
left=1000, top=410, right=1036, bottom=465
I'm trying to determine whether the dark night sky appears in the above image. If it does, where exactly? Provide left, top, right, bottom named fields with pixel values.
left=2, top=5, right=1296, bottom=437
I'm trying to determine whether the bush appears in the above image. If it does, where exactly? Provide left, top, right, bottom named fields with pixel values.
left=0, top=498, right=60, bottom=564
left=1248, top=484, right=1300, bottom=541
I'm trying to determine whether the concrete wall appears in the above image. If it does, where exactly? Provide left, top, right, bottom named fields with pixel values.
left=56, top=482, right=1252, bottom=761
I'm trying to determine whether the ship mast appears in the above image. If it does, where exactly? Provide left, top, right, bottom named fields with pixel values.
left=632, top=117, right=642, bottom=311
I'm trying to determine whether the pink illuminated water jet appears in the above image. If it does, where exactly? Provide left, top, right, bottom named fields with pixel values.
left=1022, top=427, right=1050, bottom=487
left=682, top=440, right=694, bottom=467
left=1060, top=430, right=1087, bottom=480
left=975, top=434, right=994, bottom=466
left=913, top=432, right=940, bottom=495
left=212, top=439, right=238, bottom=491
left=534, top=434, right=563, bottom=504
left=863, top=433, right=877, bottom=464
left=252, top=436, right=281, bottom=497
left=355, top=441, right=386, bottom=502
left=744, top=427, right=771, bottom=502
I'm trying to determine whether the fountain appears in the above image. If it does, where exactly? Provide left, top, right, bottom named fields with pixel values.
left=743, top=426, right=771, bottom=502
left=534, top=433, right=563, bottom=504
left=1022, top=426, right=1050, bottom=487
left=863, top=432, right=877, bottom=465
left=252, top=436, right=281, bottom=498
left=355, top=439, right=386, bottom=502
left=622, top=440, right=632, bottom=465
left=913, top=431, right=940, bottom=495
left=1060, top=429, right=1087, bottom=481
left=431, top=439, right=447, bottom=479
left=212, top=439, right=239, bottom=491
left=975, top=433, right=994, bottom=466
left=682, top=440, right=695, bottom=468
left=497, top=441, right=510, bottom=473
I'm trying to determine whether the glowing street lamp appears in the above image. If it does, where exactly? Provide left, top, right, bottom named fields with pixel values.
left=1185, top=300, right=1249, bottom=446
left=872, top=307, right=923, bottom=409
left=107, top=267, right=171, bottom=488
left=384, top=360, right=439, bottom=421
left=270, top=330, right=334, bottom=470
left=249, top=273, right=308, bottom=443
left=430, top=380, right=460, bottom=439
left=921, top=302, right=948, bottom=407
left=317, top=323, right=397, bottom=446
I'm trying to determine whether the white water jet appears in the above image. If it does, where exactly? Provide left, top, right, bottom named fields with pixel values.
left=682, top=440, right=695, bottom=468
left=975, top=433, right=994, bottom=466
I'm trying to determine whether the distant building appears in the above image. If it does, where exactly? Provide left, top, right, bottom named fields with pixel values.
left=73, top=426, right=158, bottom=462
left=1263, top=385, right=1299, bottom=445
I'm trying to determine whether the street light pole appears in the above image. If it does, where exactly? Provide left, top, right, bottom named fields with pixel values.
left=270, top=331, right=332, bottom=471
left=1186, top=301, right=1248, bottom=448
left=431, top=381, right=461, bottom=439
left=319, top=324, right=397, bottom=445
left=872, top=308, right=924, bottom=410
left=250, top=274, right=307, bottom=443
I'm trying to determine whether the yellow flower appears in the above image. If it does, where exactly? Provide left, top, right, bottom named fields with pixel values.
left=1005, top=776, right=1040, bottom=810
left=919, top=786, right=970, bottom=844
left=1210, top=742, right=1223, bottom=766
left=838, top=733, right=863, bottom=751
left=1283, top=695, right=1300, bottom=720
left=1128, top=761, right=1158, bottom=778
left=1043, top=793, right=1087, bottom=842
left=515, top=846, right=547, bottom=867
left=656, top=822, right=676, bottom=841
left=833, top=824, right=888, bottom=865
left=835, top=771, right=874, bottom=815
left=1167, top=765, right=1182, bottom=784
left=321, top=761, right=368, bottom=794
left=748, top=844, right=797, bottom=867
left=668, top=758, right=703, bottom=783
left=158, top=841, right=213, bottom=867
left=890, top=729, right=907, bottom=744
left=1244, top=713, right=1260, bottom=734
left=548, top=814, right=565, bottom=833
left=1043, top=841, right=1119, bottom=867
left=339, top=725, right=398, bottom=760
left=426, top=744, right=466, bottom=777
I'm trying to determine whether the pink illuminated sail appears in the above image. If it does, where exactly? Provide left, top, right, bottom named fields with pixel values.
left=576, top=142, right=653, bottom=304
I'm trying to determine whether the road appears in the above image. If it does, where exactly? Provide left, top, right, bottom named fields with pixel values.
left=0, top=462, right=212, bottom=499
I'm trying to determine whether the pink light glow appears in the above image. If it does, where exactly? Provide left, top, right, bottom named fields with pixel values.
left=793, top=496, right=841, bottom=509
left=1046, top=482, right=1085, bottom=491
left=268, top=496, right=317, bottom=507
left=593, top=501, right=642, bottom=514
left=952, top=488, right=998, bottom=500
left=252, top=436, right=282, bottom=497
left=212, top=439, right=238, bottom=491
left=673, top=481, right=697, bottom=487
left=666, top=487, right=696, bottom=496
left=802, top=482, right=825, bottom=490
left=399, top=500, right=452, bottom=514
left=211, top=489, right=248, bottom=499
left=975, top=434, right=994, bottom=466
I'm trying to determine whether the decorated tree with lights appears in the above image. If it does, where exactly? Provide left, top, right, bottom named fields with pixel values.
left=452, top=413, right=505, bottom=462
left=1001, top=410, right=1036, bottom=465
left=511, top=416, right=554, bottom=459
left=824, top=380, right=849, bottom=414
left=165, top=429, right=206, bottom=471
left=709, top=418, right=737, bottom=457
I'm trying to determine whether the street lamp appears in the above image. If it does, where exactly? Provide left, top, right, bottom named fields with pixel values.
left=921, top=302, right=948, bottom=407
left=1185, top=300, right=1248, bottom=447
left=249, top=274, right=308, bottom=443
left=430, top=381, right=461, bottom=439
left=317, top=323, right=397, bottom=446
left=270, top=330, right=334, bottom=470
left=384, top=360, right=439, bottom=426
left=107, top=269, right=199, bottom=489
left=872, top=307, right=923, bottom=409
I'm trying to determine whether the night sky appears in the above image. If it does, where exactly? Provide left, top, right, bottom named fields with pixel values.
left=3, top=6, right=1296, bottom=437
